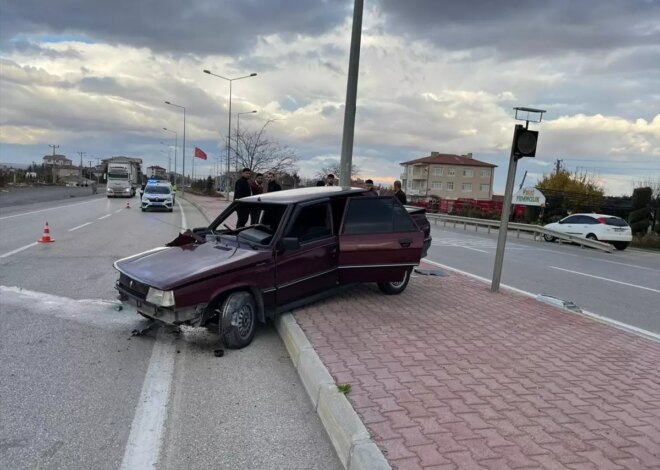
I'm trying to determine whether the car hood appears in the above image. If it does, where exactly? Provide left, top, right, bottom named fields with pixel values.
left=114, top=241, right=268, bottom=290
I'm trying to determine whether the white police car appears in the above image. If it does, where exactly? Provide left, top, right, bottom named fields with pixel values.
left=141, top=181, right=174, bottom=212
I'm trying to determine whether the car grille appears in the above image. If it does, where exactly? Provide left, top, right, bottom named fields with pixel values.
left=118, top=273, right=149, bottom=299
left=148, top=198, right=164, bottom=202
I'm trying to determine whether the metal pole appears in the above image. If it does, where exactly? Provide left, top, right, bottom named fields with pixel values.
left=174, top=133, right=177, bottom=185
left=491, top=124, right=522, bottom=292
left=182, top=108, right=186, bottom=195
left=227, top=80, right=232, bottom=198
left=339, top=0, right=364, bottom=187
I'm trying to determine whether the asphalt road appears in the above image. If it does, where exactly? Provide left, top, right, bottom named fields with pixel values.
left=0, top=191, right=340, bottom=470
left=425, top=222, right=660, bottom=335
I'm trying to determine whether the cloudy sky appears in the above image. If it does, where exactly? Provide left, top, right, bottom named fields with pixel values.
left=1, top=0, right=658, bottom=195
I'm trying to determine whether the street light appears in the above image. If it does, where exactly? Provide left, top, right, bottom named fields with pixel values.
left=203, top=69, right=257, bottom=197
left=236, top=110, right=257, bottom=172
left=164, top=101, right=186, bottom=194
left=163, top=127, right=178, bottom=185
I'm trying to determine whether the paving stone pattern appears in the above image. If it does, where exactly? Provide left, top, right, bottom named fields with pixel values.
left=294, top=270, right=660, bottom=470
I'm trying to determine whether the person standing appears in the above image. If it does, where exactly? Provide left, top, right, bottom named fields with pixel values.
left=364, top=179, right=378, bottom=196
left=266, top=172, right=282, bottom=192
left=234, top=168, right=252, bottom=228
left=250, top=173, right=264, bottom=195
left=393, top=180, right=407, bottom=205
left=325, top=174, right=336, bottom=186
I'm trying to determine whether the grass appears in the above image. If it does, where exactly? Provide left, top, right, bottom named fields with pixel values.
left=337, top=383, right=352, bottom=395
left=630, top=232, right=660, bottom=251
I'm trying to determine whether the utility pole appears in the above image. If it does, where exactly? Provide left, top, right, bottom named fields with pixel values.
left=554, top=159, right=563, bottom=176
left=48, top=144, right=59, bottom=156
left=78, top=151, right=85, bottom=182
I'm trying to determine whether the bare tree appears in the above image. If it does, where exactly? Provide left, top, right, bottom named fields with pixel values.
left=230, top=123, right=298, bottom=175
left=632, top=177, right=660, bottom=198
left=314, top=161, right=360, bottom=181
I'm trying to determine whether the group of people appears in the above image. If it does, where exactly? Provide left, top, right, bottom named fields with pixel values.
left=316, top=173, right=407, bottom=205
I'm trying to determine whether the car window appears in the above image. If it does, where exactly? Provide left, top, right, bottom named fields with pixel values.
left=343, top=197, right=417, bottom=235
left=561, top=215, right=581, bottom=224
left=145, top=185, right=171, bottom=194
left=602, top=217, right=628, bottom=227
left=286, top=203, right=332, bottom=243
left=579, top=215, right=599, bottom=224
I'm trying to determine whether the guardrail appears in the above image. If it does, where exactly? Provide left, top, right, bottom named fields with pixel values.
left=425, top=213, right=613, bottom=253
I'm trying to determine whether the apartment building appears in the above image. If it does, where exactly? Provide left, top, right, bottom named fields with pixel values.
left=400, top=152, right=496, bottom=200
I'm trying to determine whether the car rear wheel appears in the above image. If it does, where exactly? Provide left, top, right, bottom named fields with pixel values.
left=543, top=234, right=556, bottom=242
left=217, top=291, right=257, bottom=349
left=612, top=242, right=629, bottom=251
left=377, top=269, right=411, bottom=295
left=586, top=233, right=598, bottom=241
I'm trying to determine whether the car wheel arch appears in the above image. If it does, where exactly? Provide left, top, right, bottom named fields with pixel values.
left=207, top=285, right=265, bottom=324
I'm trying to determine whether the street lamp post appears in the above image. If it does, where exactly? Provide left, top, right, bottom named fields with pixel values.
left=163, top=127, right=178, bottom=185
left=202, top=69, right=257, bottom=197
left=164, top=101, right=186, bottom=195
left=236, top=110, right=257, bottom=173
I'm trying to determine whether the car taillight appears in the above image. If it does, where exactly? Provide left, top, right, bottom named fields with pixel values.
left=597, top=217, right=607, bottom=224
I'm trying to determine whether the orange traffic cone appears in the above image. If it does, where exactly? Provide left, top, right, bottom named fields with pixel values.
left=37, top=221, right=55, bottom=243
left=126, top=200, right=131, bottom=209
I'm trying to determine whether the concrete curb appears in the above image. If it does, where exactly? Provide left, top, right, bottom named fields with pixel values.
left=275, top=314, right=391, bottom=470
left=181, top=194, right=212, bottom=223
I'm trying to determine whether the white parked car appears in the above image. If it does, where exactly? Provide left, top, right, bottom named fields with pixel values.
left=543, top=213, right=632, bottom=250
left=141, top=181, right=174, bottom=212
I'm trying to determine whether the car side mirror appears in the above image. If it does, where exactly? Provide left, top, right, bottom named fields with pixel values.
left=281, top=237, right=301, bottom=251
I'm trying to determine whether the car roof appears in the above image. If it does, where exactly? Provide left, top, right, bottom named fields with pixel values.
left=568, top=213, right=621, bottom=218
left=240, top=186, right=368, bottom=204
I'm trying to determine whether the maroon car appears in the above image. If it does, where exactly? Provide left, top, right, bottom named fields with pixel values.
left=114, top=187, right=431, bottom=348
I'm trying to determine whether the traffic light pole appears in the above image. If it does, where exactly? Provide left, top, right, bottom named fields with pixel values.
left=491, top=124, right=523, bottom=293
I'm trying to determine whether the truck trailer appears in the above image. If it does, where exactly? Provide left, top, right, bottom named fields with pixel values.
left=103, top=157, right=143, bottom=198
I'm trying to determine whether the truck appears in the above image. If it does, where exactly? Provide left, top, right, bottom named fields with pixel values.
left=104, top=157, right=143, bottom=197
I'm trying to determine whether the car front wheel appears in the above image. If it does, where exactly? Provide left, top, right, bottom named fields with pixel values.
left=378, top=269, right=411, bottom=295
left=217, top=291, right=257, bottom=349
left=543, top=234, right=556, bottom=242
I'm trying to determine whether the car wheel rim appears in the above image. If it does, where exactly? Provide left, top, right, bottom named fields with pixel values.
left=235, top=304, right=253, bottom=338
left=390, top=272, right=408, bottom=288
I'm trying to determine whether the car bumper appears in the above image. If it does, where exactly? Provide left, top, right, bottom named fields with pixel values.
left=142, top=200, right=173, bottom=210
left=116, top=282, right=201, bottom=325
left=598, top=233, right=632, bottom=242
left=107, top=188, right=133, bottom=197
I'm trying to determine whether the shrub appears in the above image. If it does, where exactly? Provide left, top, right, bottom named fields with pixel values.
left=631, top=233, right=660, bottom=251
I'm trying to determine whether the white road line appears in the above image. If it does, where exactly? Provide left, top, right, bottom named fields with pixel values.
left=68, top=222, right=93, bottom=232
left=98, top=214, right=112, bottom=220
left=115, top=209, right=123, bottom=214
left=120, top=329, right=176, bottom=470
left=0, top=199, right=101, bottom=220
left=421, top=259, right=660, bottom=342
left=454, top=245, right=489, bottom=254
left=177, top=199, right=187, bottom=230
left=0, top=242, right=39, bottom=259
left=549, top=266, right=660, bottom=294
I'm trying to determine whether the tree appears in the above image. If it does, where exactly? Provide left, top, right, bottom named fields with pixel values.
left=230, top=123, right=298, bottom=176
left=537, top=169, right=605, bottom=216
left=314, top=161, right=360, bottom=181
left=629, top=187, right=652, bottom=235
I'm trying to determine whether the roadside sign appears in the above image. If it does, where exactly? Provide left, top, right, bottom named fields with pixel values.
left=513, top=187, right=546, bottom=206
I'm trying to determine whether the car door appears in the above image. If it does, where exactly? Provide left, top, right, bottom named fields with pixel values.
left=557, top=215, right=582, bottom=236
left=579, top=215, right=600, bottom=238
left=337, top=196, right=423, bottom=283
left=274, top=200, right=338, bottom=306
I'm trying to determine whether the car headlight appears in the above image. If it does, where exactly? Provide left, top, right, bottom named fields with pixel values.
left=146, top=288, right=175, bottom=307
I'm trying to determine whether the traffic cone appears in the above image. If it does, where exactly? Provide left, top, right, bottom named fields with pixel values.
left=126, top=200, right=131, bottom=209
left=37, top=221, right=55, bottom=243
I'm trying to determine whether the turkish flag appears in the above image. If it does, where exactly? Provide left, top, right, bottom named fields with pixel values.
left=194, top=147, right=207, bottom=160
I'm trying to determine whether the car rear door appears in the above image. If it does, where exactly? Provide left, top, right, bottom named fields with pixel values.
left=337, top=196, right=423, bottom=283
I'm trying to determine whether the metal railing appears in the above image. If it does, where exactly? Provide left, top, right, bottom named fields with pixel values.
left=426, top=213, right=613, bottom=253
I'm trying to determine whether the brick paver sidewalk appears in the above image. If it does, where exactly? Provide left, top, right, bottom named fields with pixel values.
left=294, top=269, right=660, bottom=470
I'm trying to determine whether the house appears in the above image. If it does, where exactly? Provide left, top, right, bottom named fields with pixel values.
left=43, top=154, right=73, bottom=166
left=146, top=165, right=167, bottom=179
left=400, top=152, right=496, bottom=200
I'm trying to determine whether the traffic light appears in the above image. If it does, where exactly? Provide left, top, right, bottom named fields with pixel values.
left=513, top=126, right=539, bottom=159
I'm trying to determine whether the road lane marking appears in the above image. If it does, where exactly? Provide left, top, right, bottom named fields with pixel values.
left=177, top=199, right=187, bottom=230
left=98, top=214, right=112, bottom=220
left=0, top=242, right=39, bottom=259
left=456, top=245, right=489, bottom=253
left=115, top=209, right=123, bottom=214
left=0, top=199, right=101, bottom=220
left=68, top=222, right=93, bottom=232
left=548, top=266, right=660, bottom=294
left=422, top=259, right=660, bottom=342
left=120, top=328, right=175, bottom=470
